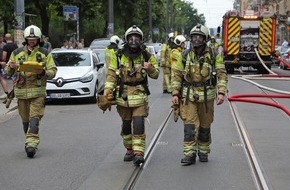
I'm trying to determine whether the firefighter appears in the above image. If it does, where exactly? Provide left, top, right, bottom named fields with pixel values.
left=171, top=24, right=228, bottom=165
left=4, top=25, right=57, bottom=158
left=160, top=32, right=175, bottom=93
left=170, top=35, right=187, bottom=122
left=170, top=35, right=187, bottom=62
left=103, top=25, right=159, bottom=166
left=209, top=36, right=219, bottom=50
left=105, top=35, right=120, bottom=68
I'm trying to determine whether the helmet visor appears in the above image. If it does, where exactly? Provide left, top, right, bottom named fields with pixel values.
left=128, top=34, right=141, bottom=48
left=191, top=34, right=205, bottom=47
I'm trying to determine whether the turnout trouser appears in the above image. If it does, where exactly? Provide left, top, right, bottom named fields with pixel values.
left=18, top=97, right=45, bottom=150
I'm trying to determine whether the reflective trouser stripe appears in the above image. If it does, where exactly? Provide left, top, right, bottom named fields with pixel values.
left=122, top=134, right=133, bottom=149
left=162, top=67, right=171, bottom=91
left=132, top=134, right=146, bottom=154
left=183, top=141, right=196, bottom=156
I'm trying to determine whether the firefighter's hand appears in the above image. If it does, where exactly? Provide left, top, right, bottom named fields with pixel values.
left=34, top=68, right=46, bottom=75
left=172, top=95, right=179, bottom=105
left=0, top=61, right=6, bottom=67
left=104, top=89, right=112, bottom=98
left=216, top=94, right=225, bottom=105
left=143, top=62, right=152, bottom=70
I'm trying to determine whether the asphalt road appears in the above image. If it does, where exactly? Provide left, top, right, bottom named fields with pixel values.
left=0, top=67, right=289, bottom=190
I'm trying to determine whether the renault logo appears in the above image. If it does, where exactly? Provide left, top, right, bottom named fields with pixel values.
left=56, top=77, right=64, bottom=87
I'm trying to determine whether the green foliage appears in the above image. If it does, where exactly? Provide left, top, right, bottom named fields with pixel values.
left=0, top=0, right=206, bottom=46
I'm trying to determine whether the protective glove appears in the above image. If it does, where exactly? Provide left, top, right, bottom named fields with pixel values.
left=2, top=89, right=14, bottom=109
left=171, top=104, right=180, bottom=122
left=97, top=95, right=112, bottom=112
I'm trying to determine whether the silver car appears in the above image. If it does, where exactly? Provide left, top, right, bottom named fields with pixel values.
left=46, top=49, right=106, bottom=103
left=145, top=43, right=162, bottom=64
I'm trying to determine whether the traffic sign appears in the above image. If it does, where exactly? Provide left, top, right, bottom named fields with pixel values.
left=63, top=6, right=78, bottom=21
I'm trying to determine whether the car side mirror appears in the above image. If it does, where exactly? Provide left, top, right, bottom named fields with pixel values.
left=96, top=62, right=105, bottom=70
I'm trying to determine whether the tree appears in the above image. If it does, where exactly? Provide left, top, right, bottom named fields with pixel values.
left=0, top=0, right=206, bottom=46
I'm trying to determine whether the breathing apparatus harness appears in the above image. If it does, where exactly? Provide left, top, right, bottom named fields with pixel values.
left=115, top=43, right=151, bottom=100
left=182, top=46, right=217, bottom=111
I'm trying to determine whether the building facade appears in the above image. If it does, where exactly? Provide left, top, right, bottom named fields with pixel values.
left=233, top=0, right=290, bottom=45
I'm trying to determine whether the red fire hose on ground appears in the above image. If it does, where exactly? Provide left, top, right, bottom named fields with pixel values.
left=273, top=56, right=290, bottom=69
left=228, top=51, right=290, bottom=117
left=228, top=94, right=290, bottom=116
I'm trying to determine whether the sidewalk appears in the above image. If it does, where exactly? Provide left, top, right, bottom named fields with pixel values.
left=0, top=79, right=17, bottom=116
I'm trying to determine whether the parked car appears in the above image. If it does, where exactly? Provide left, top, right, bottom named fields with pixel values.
left=89, top=38, right=110, bottom=49
left=90, top=38, right=124, bottom=50
left=273, top=46, right=289, bottom=65
left=92, top=48, right=106, bottom=64
left=147, top=45, right=157, bottom=60
left=279, top=47, right=290, bottom=70
left=46, top=48, right=106, bottom=103
left=145, top=43, right=162, bottom=64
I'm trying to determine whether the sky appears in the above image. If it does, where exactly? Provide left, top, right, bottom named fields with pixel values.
left=188, top=0, right=234, bottom=28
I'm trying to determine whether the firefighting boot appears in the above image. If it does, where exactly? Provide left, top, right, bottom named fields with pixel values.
left=25, top=146, right=36, bottom=158
left=133, top=153, right=145, bottom=166
left=181, top=154, right=196, bottom=166
left=198, top=153, right=208, bottom=162
left=124, top=149, right=134, bottom=161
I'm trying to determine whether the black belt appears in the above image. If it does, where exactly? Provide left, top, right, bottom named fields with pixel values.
left=119, top=80, right=150, bottom=95
left=183, top=80, right=211, bottom=87
left=123, top=81, right=145, bottom=86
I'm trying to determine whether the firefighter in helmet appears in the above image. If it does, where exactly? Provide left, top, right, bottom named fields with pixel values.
left=4, top=25, right=57, bottom=158
left=209, top=36, right=219, bottom=50
left=170, top=35, right=187, bottom=122
left=171, top=24, right=228, bottom=165
left=170, top=34, right=187, bottom=84
left=103, top=25, right=159, bottom=166
left=105, top=35, right=121, bottom=68
left=160, top=32, right=175, bottom=93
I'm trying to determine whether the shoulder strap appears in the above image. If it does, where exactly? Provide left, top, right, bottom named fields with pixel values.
left=38, top=47, right=49, bottom=56
left=142, top=50, right=151, bottom=62
left=115, top=48, right=123, bottom=69
left=182, top=48, right=191, bottom=65
left=13, top=47, right=24, bottom=56
left=208, top=47, right=216, bottom=66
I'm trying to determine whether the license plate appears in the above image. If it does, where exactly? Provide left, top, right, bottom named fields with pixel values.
left=50, top=93, right=70, bottom=99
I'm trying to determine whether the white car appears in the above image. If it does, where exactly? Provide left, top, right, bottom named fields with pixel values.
left=46, top=49, right=106, bottom=103
left=145, top=43, right=162, bottom=64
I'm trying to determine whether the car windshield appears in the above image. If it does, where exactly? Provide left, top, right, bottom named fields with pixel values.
left=93, top=49, right=105, bottom=63
left=52, top=52, right=91, bottom=67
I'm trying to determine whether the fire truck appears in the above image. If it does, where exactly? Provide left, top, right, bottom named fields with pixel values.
left=221, top=10, right=277, bottom=74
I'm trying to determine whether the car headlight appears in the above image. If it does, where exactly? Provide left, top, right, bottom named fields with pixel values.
left=80, top=73, right=94, bottom=83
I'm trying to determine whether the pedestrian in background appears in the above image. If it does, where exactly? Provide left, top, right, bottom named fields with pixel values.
left=171, top=24, right=228, bottom=165
left=0, top=34, right=8, bottom=98
left=4, top=25, right=57, bottom=158
left=1, top=33, right=18, bottom=83
left=282, top=39, right=289, bottom=47
left=75, top=40, right=83, bottom=49
left=80, top=38, right=85, bottom=48
left=61, top=39, right=68, bottom=49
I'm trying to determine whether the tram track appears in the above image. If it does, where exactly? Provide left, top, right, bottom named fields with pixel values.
left=227, top=72, right=290, bottom=190
left=122, top=109, right=173, bottom=190
left=228, top=91, right=270, bottom=190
